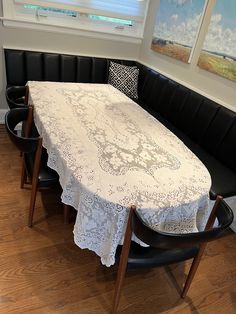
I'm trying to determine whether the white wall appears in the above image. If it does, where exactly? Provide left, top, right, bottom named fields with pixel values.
left=139, top=0, right=236, bottom=111
left=0, top=3, right=140, bottom=110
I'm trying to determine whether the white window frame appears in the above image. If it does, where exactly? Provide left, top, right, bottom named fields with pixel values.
left=1, top=0, right=150, bottom=43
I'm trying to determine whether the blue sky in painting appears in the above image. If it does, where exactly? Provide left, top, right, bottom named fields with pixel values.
left=213, top=0, right=235, bottom=29
left=153, top=0, right=206, bottom=47
left=203, top=0, right=236, bottom=56
left=156, top=0, right=204, bottom=25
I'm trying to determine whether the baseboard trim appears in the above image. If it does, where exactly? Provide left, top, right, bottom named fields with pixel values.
left=0, top=109, right=7, bottom=124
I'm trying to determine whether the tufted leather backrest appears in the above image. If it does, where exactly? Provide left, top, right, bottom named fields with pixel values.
left=136, top=63, right=236, bottom=172
left=4, top=49, right=136, bottom=86
left=5, top=49, right=236, bottom=172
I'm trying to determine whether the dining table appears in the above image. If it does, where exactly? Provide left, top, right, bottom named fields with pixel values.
left=28, top=81, right=212, bottom=267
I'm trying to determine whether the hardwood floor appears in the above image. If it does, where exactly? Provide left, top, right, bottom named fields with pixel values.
left=0, top=124, right=236, bottom=313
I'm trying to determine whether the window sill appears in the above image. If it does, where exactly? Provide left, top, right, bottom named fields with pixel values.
left=0, top=17, right=143, bottom=44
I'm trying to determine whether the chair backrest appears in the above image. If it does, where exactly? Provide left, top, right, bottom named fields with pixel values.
left=5, top=108, right=39, bottom=153
left=132, top=199, right=233, bottom=249
left=5, top=86, right=27, bottom=109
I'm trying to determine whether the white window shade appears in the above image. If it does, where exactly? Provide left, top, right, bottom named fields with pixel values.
left=14, top=0, right=147, bottom=21
left=2, top=0, right=149, bottom=42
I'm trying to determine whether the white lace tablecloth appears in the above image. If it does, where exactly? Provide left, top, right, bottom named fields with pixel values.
left=28, top=81, right=212, bottom=266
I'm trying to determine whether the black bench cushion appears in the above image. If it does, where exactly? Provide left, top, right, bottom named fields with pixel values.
left=137, top=101, right=236, bottom=199
left=137, top=65, right=236, bottom=174
left=174, top=127, right=236, bottom=199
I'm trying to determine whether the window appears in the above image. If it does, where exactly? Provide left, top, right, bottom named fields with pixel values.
left=1, top=0, right=149, bottom=42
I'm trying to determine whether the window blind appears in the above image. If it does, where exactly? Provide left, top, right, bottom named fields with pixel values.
left=14, top=0, right=148, bottom=21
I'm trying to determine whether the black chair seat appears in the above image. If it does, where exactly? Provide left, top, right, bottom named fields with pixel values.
left=117, top=242, right=199, bottom=270
left=25, top=147, right=59, bottom=188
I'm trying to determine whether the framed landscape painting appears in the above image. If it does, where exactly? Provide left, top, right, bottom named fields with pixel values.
left=198, top=0, right=236, bottom=82
left=151, top=0, right=206, bottom=63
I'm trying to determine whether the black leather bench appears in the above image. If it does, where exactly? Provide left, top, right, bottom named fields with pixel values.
left=136, top=66, right=236, bottom=199
left=4, top=48, right=236, bottom=200
left=4, top=49, right=136, bottom=85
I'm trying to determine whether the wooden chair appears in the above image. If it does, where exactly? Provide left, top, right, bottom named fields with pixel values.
left=5, top=106, right=59, bottom=227
left=111, top=196, right=234, bottom=313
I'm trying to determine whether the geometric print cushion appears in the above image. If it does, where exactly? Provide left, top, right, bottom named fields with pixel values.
left=108, top=61, right=139, bottom=99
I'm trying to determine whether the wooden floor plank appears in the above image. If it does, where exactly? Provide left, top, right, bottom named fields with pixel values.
left=0, top=124, right=236, bottom=313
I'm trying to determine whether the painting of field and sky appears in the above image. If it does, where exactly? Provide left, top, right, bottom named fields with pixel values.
left=151, top=0, right=206, bottom=63
left=198, top=0, right=236, bottom=81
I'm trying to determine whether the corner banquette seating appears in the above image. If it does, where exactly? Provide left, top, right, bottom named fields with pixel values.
left=4, top=48, right=236, bottom=200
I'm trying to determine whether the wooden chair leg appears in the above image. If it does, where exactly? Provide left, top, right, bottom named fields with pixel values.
left=28, top=136, right=42, bottom=228
left=25, top=108, right=43, bottom=228
left=111, top=206, right=135, bottom=314
left=28, top=177, right=38, bottom=228
left=111, top=253, right=128, bottom=314
left=64, top=204, right=71, bottom=224
left=20, top=156, right=27, bottom=189
left=182, top=196, right=222, bottom=298
left=181, top=244, right=206, bottom=298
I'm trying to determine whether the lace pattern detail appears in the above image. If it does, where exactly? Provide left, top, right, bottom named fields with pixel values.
left=28, top=81, right=212, bottom=266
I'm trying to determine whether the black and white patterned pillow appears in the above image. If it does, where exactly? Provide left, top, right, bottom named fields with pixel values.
left=108, top=62, right=139, bottom=99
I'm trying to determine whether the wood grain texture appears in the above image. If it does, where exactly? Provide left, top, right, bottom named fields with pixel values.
left=0, top=125, right=236, bottom=313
